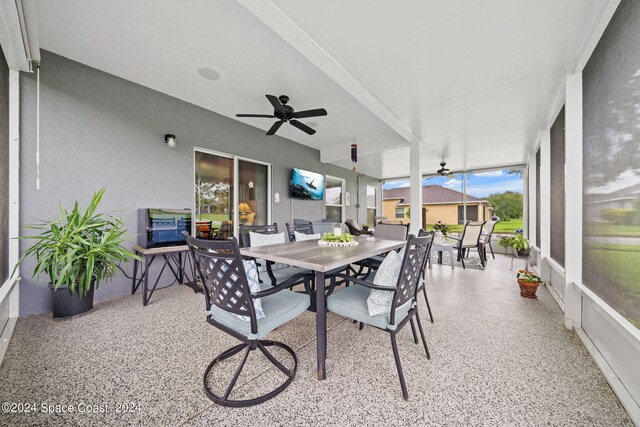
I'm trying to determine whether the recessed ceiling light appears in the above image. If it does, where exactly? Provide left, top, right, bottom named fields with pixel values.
left=307, top=122, right=318, bottom=128
left=197, top=67, right=221, bottom=81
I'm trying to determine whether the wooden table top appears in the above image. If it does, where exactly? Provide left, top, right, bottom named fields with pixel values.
left=239, top=236, right=405, bottom=272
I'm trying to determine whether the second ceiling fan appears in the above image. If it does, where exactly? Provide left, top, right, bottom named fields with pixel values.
left=236, top=94, right=327, bottom=136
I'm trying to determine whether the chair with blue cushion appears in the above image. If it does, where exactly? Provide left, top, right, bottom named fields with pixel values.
left=186, top=234, right=311, bottom=407
left=285, top=221, right=315, bottom=242
left=325, top=235, right=432, bottom=400
left=417, top=229, right=435, bottom=323
left=239, top=224, right=311, bottom=287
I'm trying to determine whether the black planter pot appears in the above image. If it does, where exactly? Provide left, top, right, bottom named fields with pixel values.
left=50, top=279, right=95, bottom=318
left=517, top=248, right=531, bottom=257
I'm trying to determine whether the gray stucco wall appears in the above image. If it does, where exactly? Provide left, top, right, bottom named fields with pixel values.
left=19, top=50, right=380, bottom=317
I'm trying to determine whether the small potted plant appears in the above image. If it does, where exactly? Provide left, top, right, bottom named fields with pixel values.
left=512, top=233, right=530, bottom=256
left=433, top=221, right=450, bottom=236
left=15, top=189, right=138, bottom=318
left=516, top=270, right=542, bottom=299
left=498, top=235, right=516, bottom=254
left=362, top=224, right=371, bottom=232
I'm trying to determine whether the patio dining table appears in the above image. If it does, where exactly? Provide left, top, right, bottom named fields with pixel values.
left=240, top=235, right=405, bottom=380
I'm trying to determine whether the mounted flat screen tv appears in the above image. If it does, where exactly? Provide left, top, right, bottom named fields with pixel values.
left=291, top=168, right=325, bottom=200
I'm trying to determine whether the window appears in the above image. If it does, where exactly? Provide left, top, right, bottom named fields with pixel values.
left=325, top=176, right=344, bottom=224
left=366, top=185, right=378, bottom=225
left=195, top=149, right=270, bottom=239
left=395, top=207, right=404, bottom=218
left=582, top=0, right=640, bottom=329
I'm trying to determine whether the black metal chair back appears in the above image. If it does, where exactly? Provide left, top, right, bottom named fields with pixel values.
left=285, top=221, right=314, bottom=242
left=238, top=223, right=279, bottom=248
left=185, top=235, right=258, bottom=335
left=389, top=235, right=431, bottom=325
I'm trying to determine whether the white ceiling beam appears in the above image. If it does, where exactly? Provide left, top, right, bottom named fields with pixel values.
left=574, top=0, right=620, bottom=73
left=236, top=0, right=420, bottom=148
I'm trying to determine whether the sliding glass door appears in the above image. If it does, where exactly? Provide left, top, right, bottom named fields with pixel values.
left=195, top=149, right=271, bottom=239
left=195, top=151, right=234, bottom=239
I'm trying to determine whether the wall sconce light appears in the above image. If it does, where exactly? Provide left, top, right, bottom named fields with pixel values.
left=164, top=134, right=176, bottom=148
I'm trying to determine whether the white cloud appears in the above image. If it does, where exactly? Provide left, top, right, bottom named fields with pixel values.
left=473, top=170, right=504, bottom=177
left=465, top=179, right=523, bottom=198
left=443, top=178, right=462, bottom=189
left=383, top=180, right=410, bottom=189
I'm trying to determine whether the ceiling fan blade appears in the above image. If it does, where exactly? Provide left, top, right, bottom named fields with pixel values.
left=290, top=119, right=316, bottom=135
left=266, top=94, right=285, bottom=115
left=293, top=108, right=327, bottom=119
left=236, top=114, right=275, bottom=118
left=266, top=120, right=284, bottom=135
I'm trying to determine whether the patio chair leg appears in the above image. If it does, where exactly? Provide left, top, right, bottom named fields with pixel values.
left=459, top=248, right=466, bottom=269
left=422, top=287, right=434, bottom=323
left=203, top=340, right=297, bottom=407
left=223, top=345, right=252, bottom=400
left=479, top=246, right=485, bottom=268
left=409, top=318, right=418, bottom=344
left=489, top=241, right=495, bottom=259
left=414, top=312, right=431, bottom=360
left=359, top=322, right=364, bottom=330
left=390, top=332, right=409, bottom=400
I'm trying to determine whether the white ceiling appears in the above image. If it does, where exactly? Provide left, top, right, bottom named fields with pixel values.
left=33, top=0, right=607, bottom=179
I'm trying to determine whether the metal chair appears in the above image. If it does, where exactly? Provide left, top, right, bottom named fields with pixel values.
left=238, top=224, right=310, bottom=289
left=450, top=221, right=486, bottom=268
left=417, top=229, right=435, bottom=323
left=325, top=235, right=432, bottom=400
left=185, top=234, right=311, bottom=407
left=285, top=221, right=314, bottom=242
left=479, top=220, right=499, bottom=260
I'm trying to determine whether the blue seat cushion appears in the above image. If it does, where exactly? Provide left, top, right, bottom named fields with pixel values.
left=209, top=290, right=310, bottom=340
left=327, top=284, right=413, bottom=330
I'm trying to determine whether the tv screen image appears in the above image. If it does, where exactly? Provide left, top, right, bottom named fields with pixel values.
left=291, top=168, right=325, bottom=200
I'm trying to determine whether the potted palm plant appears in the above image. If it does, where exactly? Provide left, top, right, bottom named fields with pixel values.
left=15, top=189, right=138, bottom=318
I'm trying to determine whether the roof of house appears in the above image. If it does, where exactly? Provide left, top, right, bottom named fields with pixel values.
left=383, top=185, right=485, bottom=204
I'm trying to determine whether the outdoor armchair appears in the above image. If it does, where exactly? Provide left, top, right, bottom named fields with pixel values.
left=239, top=224, right=311, bottom=288
left=479, top=220, right=499, bottom=260
left=325, top=235, right=432, bottom=400
left=185, top=234, right=311, bottom=407
left=449, top=221, right=486, bottom=268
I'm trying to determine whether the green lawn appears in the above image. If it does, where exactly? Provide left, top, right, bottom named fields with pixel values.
left=584, top=243, right=640, bottom=329
left=585, top=222, right=640, bottom=238
left=424, top=218, right=523, bottom=234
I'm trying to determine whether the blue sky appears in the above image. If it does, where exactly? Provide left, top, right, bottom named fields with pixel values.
left=383, top=169, right=523, bottom=198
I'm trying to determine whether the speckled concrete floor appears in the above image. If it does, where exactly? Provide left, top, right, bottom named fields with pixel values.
left=0, top=255, right=633, bottom=426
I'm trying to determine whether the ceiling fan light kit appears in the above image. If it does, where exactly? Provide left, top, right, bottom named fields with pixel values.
left=236, top=94, right=327, bottom=136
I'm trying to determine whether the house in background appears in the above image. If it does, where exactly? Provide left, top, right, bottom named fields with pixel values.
left=382, top=185, right=490, bottom=227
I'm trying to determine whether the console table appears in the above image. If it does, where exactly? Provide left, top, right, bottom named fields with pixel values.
left=131, top=245, right=194, bottom=306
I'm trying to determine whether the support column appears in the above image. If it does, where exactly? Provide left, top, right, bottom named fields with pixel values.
left=540, top=129, right=551, bottom=261
left=564, top=72, right=583, bottom=329
left=409, top=140, right=423, bottom=235
left=522, top=166, right=530, bottom=239
left=528, top=151, right=537, bottom=249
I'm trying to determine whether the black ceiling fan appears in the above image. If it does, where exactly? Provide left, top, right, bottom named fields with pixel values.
left=236, top=94, right=327, bottom=136
left=437, top=161, right=450, bottom=176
